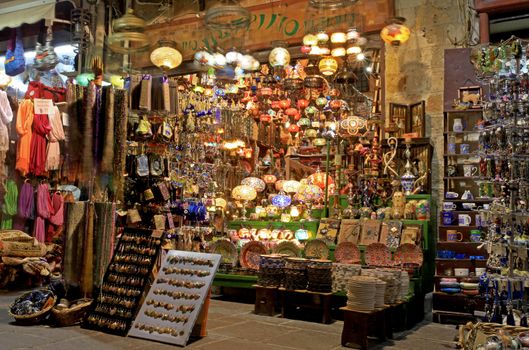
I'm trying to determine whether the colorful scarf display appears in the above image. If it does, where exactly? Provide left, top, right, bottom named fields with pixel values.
left=34, top=183, right=51, bottom=243
left=18, top=181, right=34, bottom=219
left=1, top=179, right=18, bottom=229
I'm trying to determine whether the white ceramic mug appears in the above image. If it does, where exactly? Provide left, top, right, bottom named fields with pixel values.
left=443, top=202, right=457, bottom=211
left=475, top=267, right=486, bottom=276
left=462, top=202, right=476, bottom=210
left=454, top=268, right=469, bottom=277
left=458, top=214, right=472, bottom=226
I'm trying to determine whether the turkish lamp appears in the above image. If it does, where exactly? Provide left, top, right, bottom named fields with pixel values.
left=150, top=40, right=182, bottom=70
left=330, top=32, right=346, bottom=44
left=331, top=47, right=346, bottom=57
left=282, top=180, right=301, bottom=194
left=381, top=17, right=411, bottom=46
left=318, top=56, right=338, bottom=76
left=226, top=50, right=242, bottom=64
left=269, top=46, right=290, bottom=67
left=303, top=34, right=318, bottom=46
left=319, top=47, right=330, bottom=55
left=213, top=53, right=227, bottom=67
left=289, top=205, right=301, bottom=219
left=309, top=46, right=322, bottom=56
left=347, top=45, right=362, bottom=55
left=316, top=31, right=329, bottom=43
left=347, top=28, right=360, bottom=40
left=232, top=185, right=257, bottom=221
left=241, top=177, right=266, bottom=193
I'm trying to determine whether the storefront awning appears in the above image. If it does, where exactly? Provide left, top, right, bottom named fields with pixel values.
left=0, top=0, right=56, bottom=31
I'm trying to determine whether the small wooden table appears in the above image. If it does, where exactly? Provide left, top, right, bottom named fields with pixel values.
left=340, top=306, right=390, bottom=349
left=254, top=285, right=279, bottom=316
left=279, top=288, right=333, bottom=324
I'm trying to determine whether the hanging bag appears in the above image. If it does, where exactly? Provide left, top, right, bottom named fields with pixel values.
left=5, top=28, right=25, bottom=76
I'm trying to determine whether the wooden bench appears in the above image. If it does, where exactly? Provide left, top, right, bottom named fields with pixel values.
left=340, top=306, right=392, bottom=349
left=279, top=288, right=333, bottom=324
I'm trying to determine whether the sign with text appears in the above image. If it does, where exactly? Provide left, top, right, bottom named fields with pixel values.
left=133, top=0, right=393, bottom=67
left=33, top=98, right=54, bottom=115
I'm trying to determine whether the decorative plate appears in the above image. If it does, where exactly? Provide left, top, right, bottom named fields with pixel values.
left=208, top=240, right=237, bottom=266
left=394, top=243, right=423, bottom=267
left=304, top=239, right=329, bottom=259
left=273, top=241, right=302, bottom=257
left=334, top=242, right=361, bottom=264
left=364, top=243, right=392, bottom=267
left=240, top=241, right=268, bottom=270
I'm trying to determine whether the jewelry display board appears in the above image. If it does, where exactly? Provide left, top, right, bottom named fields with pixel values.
left=128, top=250, right=221, bottom=346
left=84, top=228, right=162, bottom=336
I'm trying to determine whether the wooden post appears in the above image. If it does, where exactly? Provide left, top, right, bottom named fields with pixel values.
left=479, top=12, right=490, bottom=43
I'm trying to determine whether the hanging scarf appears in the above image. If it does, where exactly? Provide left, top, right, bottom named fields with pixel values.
left=1, top=180, right=18, bottom=229
left=49, top=192, right=64, bottom=226
left=34, top=183, right=51, bottom=243
left=18, top=181, right=34, bottom=219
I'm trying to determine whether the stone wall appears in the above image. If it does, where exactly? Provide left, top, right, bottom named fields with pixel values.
left=384, top=0, right=468, bottom=202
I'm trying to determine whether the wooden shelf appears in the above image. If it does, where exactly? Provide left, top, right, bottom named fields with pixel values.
left=444, top=176, right=484, bottom=180
left=435, top=258, right=486, bottom=262
left=437, top=241, right=482, bottom=244
left=443, top=154, right=480, bottom=157
left=443, top=131, right=481, bottom=135
left=438, top=225, right=480, bottom=229
left=444, top=109, right=483, bottom=113
left=443, top=199, right=493, bottom=203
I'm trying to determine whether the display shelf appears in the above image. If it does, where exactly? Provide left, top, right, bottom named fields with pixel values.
left=435, top=258, right=486, bottom=262
left=443, top=199, right=493, bottom=203
left=439, top=225, right=480, bottom=229
left=443, top=154, right=480, bottom=157
left=213, top=273, right=258, bottom=289
left=443, top=131, right=481, bottom=135
left=443, top=176, right=485, bottom=180
left=443, top=109, right=483, bottom=113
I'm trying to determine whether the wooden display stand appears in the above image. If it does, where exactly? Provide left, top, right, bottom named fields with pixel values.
left=279, top=288, right=333, bottom=324
left=254, top=285, right=279, bottom=316
left=340, top=306, right=392, bottom=349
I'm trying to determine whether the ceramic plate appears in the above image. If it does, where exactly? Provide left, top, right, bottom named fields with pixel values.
left=273, top=241, right=302, bottom=257
left=364, top=243, right=392, bottom=267
left=208, top=240, right=237, bottom=266
left=394, top=243, right=423, bottom=267
left=334, top=242, right=361, bottom=264
left=304, top=239, right=330, bottom=259
left=240, top=241, right=268, bottom=270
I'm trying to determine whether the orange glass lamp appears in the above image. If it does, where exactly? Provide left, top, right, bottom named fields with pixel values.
left=308, top=170, right=334, bottom=190
left=150, top=40, right=183, bottom=70
left=380, top=17, right=411, bottom=46
left=232, top=185, right=257, bottom=221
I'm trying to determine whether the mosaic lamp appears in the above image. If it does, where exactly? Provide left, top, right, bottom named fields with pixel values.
left=319, top=56, right=338, bottom=76
left=269, top=46, right=290, bottom=67
left=150, top=40, right=182, bottom=70
left=381, top=17, right=411, bottom=46
left=232, top=185, right=257, bottom=221
left=271, top=192, right=292, bottom=209
left=283, top=180, right=302, bottom=194
left=241, top=177, right=266, bottom=193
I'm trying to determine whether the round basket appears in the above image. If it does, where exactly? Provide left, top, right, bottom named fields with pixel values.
left=8, top=289, right=56, bottom=325
left=51, top=298, right=93, bottom=327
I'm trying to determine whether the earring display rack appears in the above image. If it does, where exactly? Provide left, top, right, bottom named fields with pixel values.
left=83, top=228, right=162, bottom=336
left=128, top=250, right=221, bottom=346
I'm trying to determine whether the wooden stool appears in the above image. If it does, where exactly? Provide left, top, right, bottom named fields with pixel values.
left=279, top=288, right=333, bottom=324
left=389, top=301, right=407, bottom=333
left=254, top=285, right=278, bottom=316
left=340, top=306, right=388, bottom=349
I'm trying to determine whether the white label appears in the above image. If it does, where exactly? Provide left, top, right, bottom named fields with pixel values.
left=34, top=98, right=54, bottom=115
left=61, top=112, right=69, bottom=127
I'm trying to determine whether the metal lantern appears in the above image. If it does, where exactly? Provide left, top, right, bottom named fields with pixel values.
left=318, top=56, right=338, bottom=76
left=303, top=34, right=318, bottom=46
left=150, top=40, right=182, bottom=70
left=242, top=177, right=266, bottom=192
left=380, top=17, right=411, bottom=46
left=232, top=185, right=257, bottom=220
left=107, top=9, right=149, bottom=54
left=330, top=32, right=347, bottom=44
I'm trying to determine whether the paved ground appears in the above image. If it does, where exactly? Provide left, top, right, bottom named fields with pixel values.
left=0, top=291, right=458, bottom=350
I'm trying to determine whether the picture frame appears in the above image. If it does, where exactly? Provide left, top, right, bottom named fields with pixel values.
left=408, top=100, right=426, bottom=137
left=359, top=219, right=381, bottom=246
left=401, top=224, right=423, bottom=245
left=458, top=86, right=482, bottom=109
left=338, top=219, right=361, bottom=244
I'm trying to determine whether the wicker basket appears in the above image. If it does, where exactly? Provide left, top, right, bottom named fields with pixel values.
left=51, top=298, right=93, bottom=327
left=459, top=321, right=529, bottom=350
left=8, top=289, right=57, bottom=325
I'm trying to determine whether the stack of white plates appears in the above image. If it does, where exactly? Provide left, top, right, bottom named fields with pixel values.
left=362, top=268, right=399, bottom=304
left=346, top=276, right=378, bottom=311
left=374, top=279, right=387, bottom=308
left=332, top=263, right=362, bottom=293
left=399, top=270, right=410, bottom=301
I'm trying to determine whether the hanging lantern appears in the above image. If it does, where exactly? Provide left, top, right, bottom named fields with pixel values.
left=287, top=124, right=300, bottom=135
left=271, top=193, right=292, bottom=209
left=242, top=177, right=266, bottom=192
left=316, top=96, right=328, bottom=107
left=76, top=72, right=95, bottom=87
left=331, top=47, right=346, bottom=57
left=260, top=114, right=272, bottom=123
left=290, top=205, right=301, bottom=219
left=297, top=184, right=323, bottom=202
left=232, top=185, right=257, bottom=201
left=309, top=46, right=322, bottom=56
left=316, top=31, right=329, bottom=43
left=107, top=9, right=150, bottom=54
left=275, top=180, right=286, bottom=191
left=213, top=53, right=227, bottom=67
left=380, top=17, right=411, bottom=46
left=301, top=45, right=312, bottom=54
left=297, top=99, right=309, bottom=109
left=303, top=34, right=318, bottom=46
left=347, top=28, right=360, bottom=40
left=346, top=45, right=362, bottom=55
left=269, top=46, right=290, bottom=67
left=319, top=56, right=338, bottom=76
left=279, top=99, right=291, bottom=109
left=226, top=49, right=242, bottom=64
left=308, top=171, right=334, bottom=190
left=150, top=40, right=182, bottom=70
left=262, top=174, right=277, bottom=184
left=298, top=118, right=311, bottom=128
left=313, top=138, right=327, bottom=147
left=330, top=32, right=347, bottom=44
left=305, top=129, right=318, bottom=138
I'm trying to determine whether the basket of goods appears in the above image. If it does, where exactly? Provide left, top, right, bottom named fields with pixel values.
left=51, top=298, right=93, bottom=327
left=8, top=288, right=56, bottom=325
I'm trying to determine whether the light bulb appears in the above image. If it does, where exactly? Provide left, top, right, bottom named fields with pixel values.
left=330, top=32, right=346, bottom=44
left=347, top=46, right=362, bottom=55
left=316, top=31, right=329, bottom=43
left=356, top=52, right=366, bottom=61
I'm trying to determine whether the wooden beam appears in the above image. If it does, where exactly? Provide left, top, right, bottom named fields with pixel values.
left=474, top=0, right=529, bottom=13
left=479, top=12, right=489, bottom=43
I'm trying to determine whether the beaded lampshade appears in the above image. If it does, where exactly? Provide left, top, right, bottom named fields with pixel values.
left=241, top=177, right=266, bottom=192
left=232, top=185, right=257, bottom=201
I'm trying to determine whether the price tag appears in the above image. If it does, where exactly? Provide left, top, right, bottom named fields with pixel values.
left=34, top=98, right=54, bottom=115
left=151, top=229, right=164, bottom=238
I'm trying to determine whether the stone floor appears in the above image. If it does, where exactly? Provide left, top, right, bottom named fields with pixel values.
left=0, top=291, right=458, bottom=350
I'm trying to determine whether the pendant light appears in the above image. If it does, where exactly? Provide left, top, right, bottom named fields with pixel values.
left=269, top=42, right=291, bottom=67
left=318, top=56, right=338, bottom=76
left=150, top=40, right=182, bottom=70
left=107, top=9, right=149, bottom=54
left=380, top=17, right=411, bottom=46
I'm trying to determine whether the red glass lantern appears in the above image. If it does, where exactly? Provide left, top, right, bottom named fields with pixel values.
left=288, top=124, right=300, bottom=134
left=308, top=172, right=334, bottom=190
left=297, top=99, right=309, bottom=109
left=293, top=112, right=301, bottom=121
left=329, top=99, right=342, bottom=111
left=260, top=114, right=271, bottom=123
left=279, top=99, right=291, bottom=109
left=301, top=45, right=311, bottom=54
left=262, top=174, right=277, bottom=184
left=259, top=87, right=273, bottom=96
left=285, top=107, right=298, bottom=117
left=271, top=100, right=281, bottom=110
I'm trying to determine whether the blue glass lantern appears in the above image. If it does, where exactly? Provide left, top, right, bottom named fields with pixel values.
left=271, top=193, right=292, bottom=209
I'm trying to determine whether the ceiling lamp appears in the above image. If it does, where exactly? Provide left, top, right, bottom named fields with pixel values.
left=318, top=56, right=338, bottom=76
left=232, top=185, right=257, bottom=201
left=204, top=0, right=251, bottom=31
left=331, top=47, right=346, bottom=57
left=381, top=17, right=411, bottom=46
left=330, top=32, right=347, bottom=44
left=269, top=43, right=290, bottom=67
left=150, top=40, right=182, bottom=70
left=226, top=49, right=242, bottom=64
left=316, top=32, right=329, bottom=43
left=241, top=177, right=266, bottom=192
left=107, top=9, right=149, bottom=54
left=271, top=193, right=292, bottom=209
left=347, top=45, right=362, bottom=55
left=347, top=28, right=360, bottom=40
left=303, top=34, right=318, bottom=46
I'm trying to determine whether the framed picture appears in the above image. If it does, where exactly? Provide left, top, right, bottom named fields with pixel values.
left=359, top=219, right=381, bottom=246
left=317, top=218, right=340, bottom=243
left=458, top=86, right=482, bottom=109
left=387, top=102, right=408, bottom=138
left=338, top=219, right=361, bottom=244
left=386, top=221, right=403, bottom=249
left=401, top=224, right=422, bottom=245
left=408, top=101, right=425, bottom=137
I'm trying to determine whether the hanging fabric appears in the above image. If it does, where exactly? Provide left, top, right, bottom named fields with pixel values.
left=0, top=90, right=13, bottom=191
left=1, top=180, right=18, bottom=229
left=46, top=106, right=65, bottom=171
left=47, top=191, right=64, bottom=241
left=81, top=82, right=95, bottom=184
left=63, top=201, right=86, bottom=287
left=100, top=86, right=114, bottom=173
left=15, top=99, right=33, bottom=176
left=29, top=113, right=51, bottom=176
left=18, top=181, right=34, bottom=220
left=34, top=183, right=51, bottom=243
